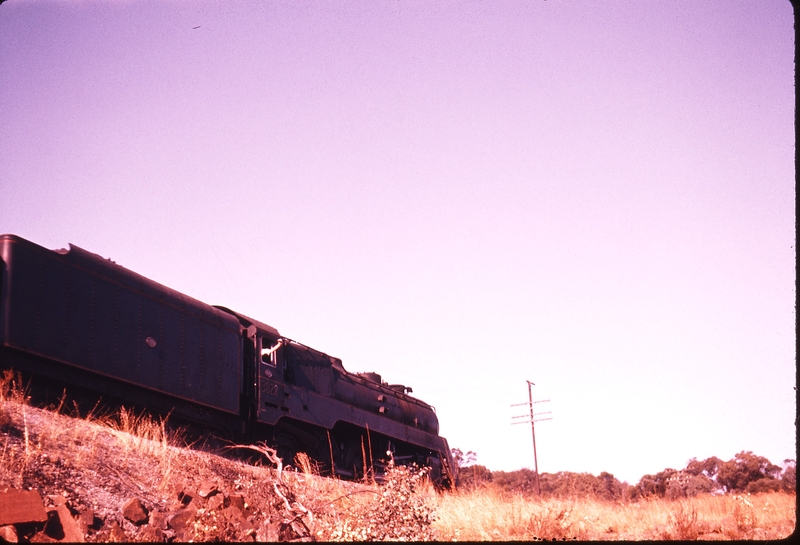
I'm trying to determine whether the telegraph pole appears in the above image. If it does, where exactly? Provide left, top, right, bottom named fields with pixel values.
left=511, top=380, right=552, bottom=496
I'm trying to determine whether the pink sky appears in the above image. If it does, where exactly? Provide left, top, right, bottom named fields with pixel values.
left=1, top=0, right=795, bottom=484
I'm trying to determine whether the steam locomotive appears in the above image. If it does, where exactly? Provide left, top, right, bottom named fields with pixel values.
left=0, top=234, right=455, bottom=486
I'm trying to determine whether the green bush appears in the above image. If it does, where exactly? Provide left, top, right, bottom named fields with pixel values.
left=745, top=478, right=783, bottom=494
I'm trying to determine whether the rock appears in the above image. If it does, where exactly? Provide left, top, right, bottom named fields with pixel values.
left=166, top=508, right=195, bottom=530
left=46, top=496, right=66, bottom=507
left=197, top=481, right=218, bottom=498
left=206, top=493, right=224, bottom=512
left=281, top=519, right=312, bottom=541
left=228, top=494, right=246, bottom=514
left=258, top=522, right=280, bottom=542
left=148, top=509, right=167, bottom=530
left=107, top=520, right=127, bottom=542
left=121, top=498, right=148, bottom=525
left=0, top=525, right=18, bottom=543
left=137, top=524, right=164, bottom=542
left=78, top=508, right=95, bottom=534
left=28, top=530, right=58, bottom=543
left=166, top=508, right=197, bottom=541
left=42, top=510, right=64, bottom=541
left=55, top=503, right=84, bottom=542
left=221, top=506, right=252, bottom=530
left=0, top=489, right=48, bottom=526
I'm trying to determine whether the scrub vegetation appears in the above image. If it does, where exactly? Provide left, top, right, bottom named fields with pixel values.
left=1, top=370, right=795, bottom=541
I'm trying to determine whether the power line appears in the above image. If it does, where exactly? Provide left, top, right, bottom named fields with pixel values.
left=510, top=380, right=552, bottom=496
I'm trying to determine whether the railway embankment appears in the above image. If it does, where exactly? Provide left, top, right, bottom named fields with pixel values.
left=2, top=371, right=795, bottom=541
left=0, top=371, right=437, bottom=542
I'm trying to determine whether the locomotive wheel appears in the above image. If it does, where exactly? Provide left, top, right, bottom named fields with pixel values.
left=275, top=434, right=298, bottom=469
left=342, top=440, right=366, bottom=480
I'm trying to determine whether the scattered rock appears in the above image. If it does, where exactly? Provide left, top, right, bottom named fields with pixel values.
left=107, top=520, right=127, bottom=542
left=54, top=503, right=84, bottom=542
left=206, top=493, right=224, bottom=511
left=148, top=509, right=167, bottom=530
left=166, top=508, right=195, bottom=530
left=166, top=507, right=197, bottom=541
left=222, top=505, right=253, bottom=531
left=228, top=494, right=246, bottom=513
left=121, top=497, right=148, bottom=525
left=137, top=524, right=165, bottom=542
left=41, top=511, right=65, bottom=541
left=198, top=480, right=218, bottom=498
left=46, top=496, right=66, bottom=507
left=280, top=519, right=312, bottom=541
left=78, top=508, right=95, bottom=534
left=0, top=524, right=19, bottom=543
left=28, top=530, right=59, bottom=543
left=0, top=489, right=48, bottom=526
left=258, top=521, right=280, bottom=542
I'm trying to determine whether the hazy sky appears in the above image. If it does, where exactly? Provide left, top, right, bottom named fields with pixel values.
left=1, top=0, right=795, bottom=484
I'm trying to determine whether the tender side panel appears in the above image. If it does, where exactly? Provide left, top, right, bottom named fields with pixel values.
left=1, top=236, right=242, bottom=414
left=0, top=244, right=6, bottom=343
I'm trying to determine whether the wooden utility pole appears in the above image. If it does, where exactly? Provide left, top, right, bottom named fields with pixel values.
left=511, top=380, right=552, bottom=496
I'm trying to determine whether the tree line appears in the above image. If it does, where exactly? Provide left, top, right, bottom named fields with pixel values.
left=450, top=449, right=796, bottom=500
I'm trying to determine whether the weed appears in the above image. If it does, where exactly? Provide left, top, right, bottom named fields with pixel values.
left=0, top=369, right=27, bottom=430
left=528, top=503, right=580, bottom=540
left=667, top=502, right=700, bottom=540
left=732, top=493, right=758, bottom=537
left=295, top=451, right=318, bottom=475
left=315, top=455, right=437, bottom=541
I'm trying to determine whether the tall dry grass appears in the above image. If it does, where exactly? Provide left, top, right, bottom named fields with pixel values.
left=0, top=370, right=35, bottom=488
left=431, top=485, right=796, bottom=540
left=0, top=369, right=188, bottom=497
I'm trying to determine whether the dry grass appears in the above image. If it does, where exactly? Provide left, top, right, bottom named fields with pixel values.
left=1, top=370, right=795, bottom=541
left=0, top=370, right=184, bottom=496
left=431, top=486, right=796, bottom=540
left=0, top=370, right=437, bottom=541
left=311, top=460, right=437, bottom=541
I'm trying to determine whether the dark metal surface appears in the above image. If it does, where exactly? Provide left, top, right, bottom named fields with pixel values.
left=0, top=235, right=242, bottom=414
left=0, top=234, right=456, bottom=486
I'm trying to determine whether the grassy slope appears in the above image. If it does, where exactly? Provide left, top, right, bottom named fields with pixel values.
left=0, top=371, right=437, bottom=541
left=1, top=372, right=795, bottom=541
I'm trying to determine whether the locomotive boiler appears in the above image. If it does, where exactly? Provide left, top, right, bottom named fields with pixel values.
left=0, top=234, right=455, bottom=485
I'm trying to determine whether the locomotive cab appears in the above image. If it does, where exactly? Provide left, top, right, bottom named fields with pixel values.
left=257, top=333, right=286, bottom=413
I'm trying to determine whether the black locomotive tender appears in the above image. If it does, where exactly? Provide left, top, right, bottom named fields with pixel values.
left=0, top=234, right=455, bottom=486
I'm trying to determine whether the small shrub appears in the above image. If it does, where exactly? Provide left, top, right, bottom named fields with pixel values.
left=317, top=457, right=436, bottom=541
left=733, top=494, right=758, bottom=534
left=527, top=504, right=578, bottom=540
left=668, top=503, right=700, bottom=540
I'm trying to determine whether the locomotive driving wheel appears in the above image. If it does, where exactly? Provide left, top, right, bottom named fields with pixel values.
left=341, top=439, right=366, bottom=480
left=275, top=434, right=298, bottom=469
